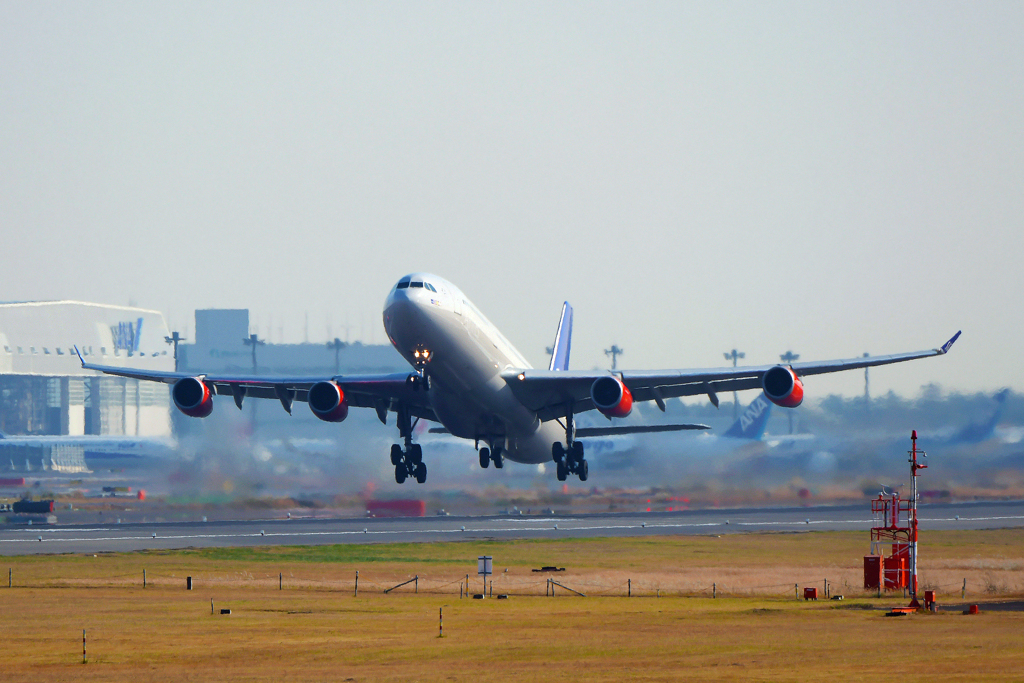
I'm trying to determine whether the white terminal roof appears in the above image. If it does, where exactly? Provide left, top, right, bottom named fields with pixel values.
left=0, top=300, right=174, bottom=376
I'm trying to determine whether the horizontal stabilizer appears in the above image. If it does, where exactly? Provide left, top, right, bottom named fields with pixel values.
left=576, top=423, right=709, bottom=437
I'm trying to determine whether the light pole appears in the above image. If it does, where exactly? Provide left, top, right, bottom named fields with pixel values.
left=243, top=333, right=265, bottom=430
left=723, top=349, right=745, bottom=419
left=243, top=333, right=265, bottom=374
left=164, top=331, right=185, bottom=372
left=779, top=351, right=800, bottom=433
left=605, top=345, right=624, bottom=371
left=327, top=338, right=348, bottom=375
left=863, top=352, right=870, bottom=411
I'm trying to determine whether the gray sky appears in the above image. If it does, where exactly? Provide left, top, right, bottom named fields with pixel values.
left=2, top=2, right=1021, bottom=398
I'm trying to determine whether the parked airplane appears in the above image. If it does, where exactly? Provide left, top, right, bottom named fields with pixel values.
left=78, top=273, right=960, bottom=484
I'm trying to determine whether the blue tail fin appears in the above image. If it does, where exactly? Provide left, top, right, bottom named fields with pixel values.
left=548, top=302, right=573, bottom=371
left=723, top=393, right=772, bottom=440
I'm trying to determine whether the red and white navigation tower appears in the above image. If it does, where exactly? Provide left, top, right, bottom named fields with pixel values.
left=864, top=431, right=928, bottom=609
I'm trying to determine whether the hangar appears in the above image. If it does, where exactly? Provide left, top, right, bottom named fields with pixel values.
left=0, top=301, right=173, bottom=438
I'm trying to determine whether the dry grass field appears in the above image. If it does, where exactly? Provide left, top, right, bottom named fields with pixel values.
left=2, top=529, right=1023, bottom=681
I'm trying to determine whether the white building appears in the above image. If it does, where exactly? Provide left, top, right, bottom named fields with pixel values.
left=0, top=301, right=174, bottom=437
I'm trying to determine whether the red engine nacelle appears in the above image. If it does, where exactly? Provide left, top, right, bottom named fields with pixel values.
left=308, top=381, right=349, bottom=422
left=762, top=365, right=804, bottom=408
left=171, top=377, right=214, bottom=418
left=591, top=376, right=633, bottom=418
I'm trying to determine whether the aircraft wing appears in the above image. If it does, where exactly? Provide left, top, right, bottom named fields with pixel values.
left=502, top=331, right=961, bottom=422
left=75, top=351, right=437, bottom=421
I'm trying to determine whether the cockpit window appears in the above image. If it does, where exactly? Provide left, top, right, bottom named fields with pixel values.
left=410, top=281, right=424, bottom=288
left=396, top=281, right=410, bottom=289
left=425, top=283, right=437, bottom=292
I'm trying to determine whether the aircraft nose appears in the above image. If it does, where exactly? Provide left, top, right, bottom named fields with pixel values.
left=384, top=294, right=425, bottom=341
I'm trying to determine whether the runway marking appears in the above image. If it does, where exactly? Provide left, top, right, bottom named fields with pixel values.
left=2, top=515, right=1022, bottom=547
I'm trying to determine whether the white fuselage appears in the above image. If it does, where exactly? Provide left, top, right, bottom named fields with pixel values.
left=383, top=273, right=564, bottom=464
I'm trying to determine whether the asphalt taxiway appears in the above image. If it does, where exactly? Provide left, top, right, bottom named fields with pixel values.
left=1, top=500, right=1022, bottom=556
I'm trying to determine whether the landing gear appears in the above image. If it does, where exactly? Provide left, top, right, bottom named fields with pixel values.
left=478, top=444, right=504, bottom=469
left=406, top=371, right=430, bottom=392
left=391, top=404, right=427, bottom=484
left=552, top=406, right=589, bottom=481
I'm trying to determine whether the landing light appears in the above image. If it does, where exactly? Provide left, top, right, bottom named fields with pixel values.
left=518, top=373, right=525, bottom=381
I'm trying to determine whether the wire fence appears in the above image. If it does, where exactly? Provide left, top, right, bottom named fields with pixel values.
left=1, top=566, right=995, bottom=600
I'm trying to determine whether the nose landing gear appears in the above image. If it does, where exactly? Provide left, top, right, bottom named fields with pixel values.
left=391, top=404, right=427, bottom=484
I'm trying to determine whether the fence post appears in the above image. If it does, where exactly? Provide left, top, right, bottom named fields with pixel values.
left=628, top=578, right=631, bottom=598
left=211, top=599, right=214, bottom=615
left=279, top=573, right=282, bottom=591
left=439, top=607, right=443, bottom=638
left=355, top=571, right=359, bottom=597
left=713, top=582, right=716, bottom=599
left=795, top=583, right=798, bottom=600
left=415, top=576, right=418, bottom=594
left=460, top=582, right=463, bottom=599
left=962, top=578, right=966, bottom=599
left=143, top=569, right=146, bottom=589
left=82, top=629, right=86, bottom=664
left=8, top=567, right=11, bottom=588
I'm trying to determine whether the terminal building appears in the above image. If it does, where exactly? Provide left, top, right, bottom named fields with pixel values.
left=0, top=302, right=407, bottom=440
left=0, top=301, right=174, bottom=437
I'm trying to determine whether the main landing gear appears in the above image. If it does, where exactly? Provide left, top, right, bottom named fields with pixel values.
left=552, top=404, right=588, bottom=482
left=552, top=441, right=588, bottom=482
left=391, top=403, right=427, bottom=484
left=478, top=442, right=505, bottom=469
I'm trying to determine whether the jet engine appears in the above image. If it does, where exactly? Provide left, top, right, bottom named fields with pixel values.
left=308, top=381, right=349, bottom=422
left=591, top=376, right=633, bottom=418
left=762, top=365, right=804, bottom=408
left=172, top=377, right=214, bottom=418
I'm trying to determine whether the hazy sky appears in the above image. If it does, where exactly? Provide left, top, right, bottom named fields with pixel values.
left=2, top=2, right=1021, bottom=398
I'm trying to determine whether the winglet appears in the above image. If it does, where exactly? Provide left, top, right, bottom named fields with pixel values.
left=547, top=302, right=573, bottom=371
left=73, top=345, right=85, bottom=366
left=940, top=330, right=961, bottom=354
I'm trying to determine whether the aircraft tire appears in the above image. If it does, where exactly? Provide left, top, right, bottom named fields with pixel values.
left=395, top=464, right=407, bottom=484
left=479, top=448, right=490, bottom=469
left=410, top=444, right=423, bottom=465
left=579, top=459, right=589, bottom=482
left=552, top=442, right=564, bottom=463
left=390, top=444, right=403, bottom=466
left=493, top=448, right=504, bottom=469
left=556, top=461, right=567, bottom=481
left=415, top=462, right=427, bottom=484
left=570, top=441, right=584, bottom=464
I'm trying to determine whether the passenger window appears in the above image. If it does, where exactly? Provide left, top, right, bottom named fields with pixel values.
left=396, top=282, right=409, bottom=289
left=410, top=281, right=424, bottom=288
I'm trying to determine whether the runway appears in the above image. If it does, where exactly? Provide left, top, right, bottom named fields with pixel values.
left=2, top=500, right=1022, bottom=556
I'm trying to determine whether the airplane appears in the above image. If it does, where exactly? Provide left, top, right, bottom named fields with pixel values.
left=77, top=273, right=961, bottom=485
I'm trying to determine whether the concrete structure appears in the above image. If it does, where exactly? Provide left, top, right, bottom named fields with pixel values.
left=0, top=301, right=173, bottom=437
left=179, top=309, right=406, bottom=376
